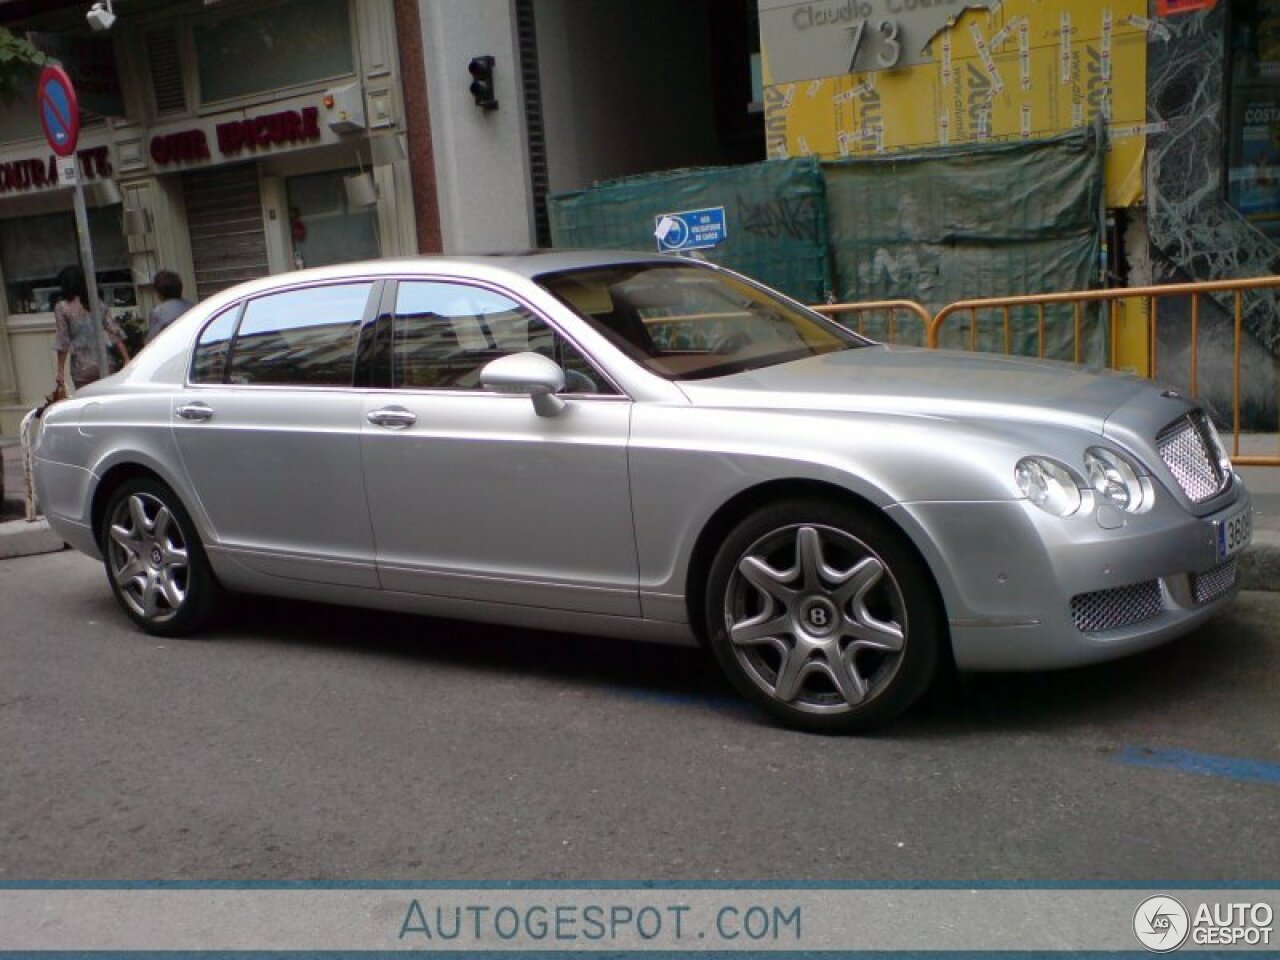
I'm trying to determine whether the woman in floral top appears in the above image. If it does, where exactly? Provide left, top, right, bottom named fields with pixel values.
left=53, top=264, right=130, bottom=392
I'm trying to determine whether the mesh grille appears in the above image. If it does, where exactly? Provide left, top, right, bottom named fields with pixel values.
left=1157, top=413, right=1226, bottom=503
left=1070, top=580, right=1163, bottom=633
left=1192, top=559, right=1238, bottom=605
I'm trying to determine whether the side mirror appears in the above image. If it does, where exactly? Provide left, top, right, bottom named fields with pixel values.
left=480, top=352, right=566, bottom=417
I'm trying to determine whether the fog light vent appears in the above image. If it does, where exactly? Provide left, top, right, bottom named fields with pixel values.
left=1192, top=559, right=1237, bottom=605
left=1070, top=580, right=1162, bottom=633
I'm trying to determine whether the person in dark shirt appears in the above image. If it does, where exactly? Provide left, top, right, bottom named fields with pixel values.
left=147, top=269, right=193, bottom=343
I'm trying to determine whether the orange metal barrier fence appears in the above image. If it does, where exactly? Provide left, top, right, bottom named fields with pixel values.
left=814, top=276, right=1280, bottom=467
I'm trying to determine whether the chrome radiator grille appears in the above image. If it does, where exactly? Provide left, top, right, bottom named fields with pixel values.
left=1157, top=412, right=1227, bottom=503
left=1070, top=580, right=1163, bottom=633
left=1192, top=559, right=1238, bottom=605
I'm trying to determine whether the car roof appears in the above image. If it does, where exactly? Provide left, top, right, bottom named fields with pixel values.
left=181, top=250, right=695, bottom=322
left=302, top=248, right=675, bottom=281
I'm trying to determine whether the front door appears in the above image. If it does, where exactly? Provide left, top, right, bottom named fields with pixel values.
left=360, top=279, right=639, bottom=616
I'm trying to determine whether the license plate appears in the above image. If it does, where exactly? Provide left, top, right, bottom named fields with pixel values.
left=1215, top=505, right=1253, bottom=561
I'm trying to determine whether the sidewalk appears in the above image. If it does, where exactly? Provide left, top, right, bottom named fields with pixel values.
left=0, top=437, right=64, bottom=559
left=2, top=433, right=1278, bottom=587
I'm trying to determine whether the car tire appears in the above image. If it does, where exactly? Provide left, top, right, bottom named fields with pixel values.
left=705, top=498, right=942, bottom=733
left=100, top=477, right=221, bottom=637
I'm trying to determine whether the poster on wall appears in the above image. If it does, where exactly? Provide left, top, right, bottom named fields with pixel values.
left=760, top=0, right=1148, bottom=207
left=1228, top=88, right=1280, bottom=238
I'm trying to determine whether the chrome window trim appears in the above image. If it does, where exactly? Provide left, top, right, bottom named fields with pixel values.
left=184, top=276, right=386, bottom=390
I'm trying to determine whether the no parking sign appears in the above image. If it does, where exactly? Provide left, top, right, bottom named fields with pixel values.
left=37, top=64, right=80, bottom=158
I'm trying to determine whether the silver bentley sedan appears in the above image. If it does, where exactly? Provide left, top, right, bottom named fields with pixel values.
left=33, top=252, right=1252, bottom=732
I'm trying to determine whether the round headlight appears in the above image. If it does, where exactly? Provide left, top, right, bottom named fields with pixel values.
left=1015, top=457, right=1082, bottom=517
left=1084, top=447, right=1145, bottom=513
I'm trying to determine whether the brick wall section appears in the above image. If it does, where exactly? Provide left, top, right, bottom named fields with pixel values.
left=393, top=0, right=444, bottom=253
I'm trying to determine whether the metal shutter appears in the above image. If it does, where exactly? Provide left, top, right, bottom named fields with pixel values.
left=182, top=164, right=270, bottom=302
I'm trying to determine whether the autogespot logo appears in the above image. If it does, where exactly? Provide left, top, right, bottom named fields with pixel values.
left=1134, top=895, right=1191, bottom=952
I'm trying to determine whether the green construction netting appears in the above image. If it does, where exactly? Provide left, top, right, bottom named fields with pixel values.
left=823, top=128, right=1106, bottom=361
left=547, top=158, right=833, bottom=306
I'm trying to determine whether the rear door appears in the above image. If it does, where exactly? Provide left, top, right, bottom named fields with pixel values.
left=173, top=281, right=380, bottom=588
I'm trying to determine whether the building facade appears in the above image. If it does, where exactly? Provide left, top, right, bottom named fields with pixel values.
left=0, top=0, right=762, bottom=437
left=0, top=0, right=424, bottom=434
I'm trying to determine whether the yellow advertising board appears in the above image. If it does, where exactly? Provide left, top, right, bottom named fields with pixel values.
left=761, top=0, right=1149, bottom=207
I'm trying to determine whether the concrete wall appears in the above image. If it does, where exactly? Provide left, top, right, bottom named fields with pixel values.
left=418, top=0, right=536, bottom=253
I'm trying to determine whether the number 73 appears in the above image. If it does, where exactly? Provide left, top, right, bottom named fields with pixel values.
left=848, top=19, right=902, bottom=72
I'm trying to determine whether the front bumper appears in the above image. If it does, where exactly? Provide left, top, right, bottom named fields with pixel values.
left=889, top=480, right=1252, bottom=671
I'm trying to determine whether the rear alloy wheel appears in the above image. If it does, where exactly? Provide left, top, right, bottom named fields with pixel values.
left=706, top=499, right=941, bottom=733
left=102, top=478, right=219, bottom=636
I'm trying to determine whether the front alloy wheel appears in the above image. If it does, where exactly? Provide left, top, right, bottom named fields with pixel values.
left=102, top=478, right=219, bottom=636
left=707, top=500, right=941, bottom=732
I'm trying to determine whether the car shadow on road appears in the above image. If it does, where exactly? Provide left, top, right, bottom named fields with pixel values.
left=217, top=593, right=743, bottom=708
left=212, top=594, right=1264, bottom=738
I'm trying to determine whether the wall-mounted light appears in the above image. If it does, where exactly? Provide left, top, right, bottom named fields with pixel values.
left=122, top=206, right=152, bottom=237
left=90, top=178, right=122, bottom=206
left=344, top=171, right=378, bottom=208
left=86, top=0, right=116, bottom=32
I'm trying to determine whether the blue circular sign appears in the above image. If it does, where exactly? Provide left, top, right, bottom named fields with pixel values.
left=38, top=65, right=80, bottom=158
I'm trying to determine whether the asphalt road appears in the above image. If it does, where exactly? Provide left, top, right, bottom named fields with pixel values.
left=2, top=549, right=1277, bottom=881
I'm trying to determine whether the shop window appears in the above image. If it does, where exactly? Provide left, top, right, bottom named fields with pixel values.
left=0, top=207, right=133, bottom=316
left=1229, top=0, right=1280, bottom=238
left=195, top=0, right=354, bottom=104
left=286, top=168, right=379, bottom=270
left=391, top=281, right=612, bottom=394
left=226, top=282, right=372, bottom=387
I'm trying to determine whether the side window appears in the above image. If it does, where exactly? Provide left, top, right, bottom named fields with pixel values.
left=392, top=281, right=614, bottom=394
left=191, top=308, right=238, bottom=384
left=226, top=283, right=373, bottom=386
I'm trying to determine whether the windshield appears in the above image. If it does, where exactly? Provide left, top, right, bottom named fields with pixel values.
left=537, top=262, right=868, bottom=381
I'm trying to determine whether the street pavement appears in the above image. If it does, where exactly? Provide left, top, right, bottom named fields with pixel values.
left=1, top=548, right=1277, bottom=881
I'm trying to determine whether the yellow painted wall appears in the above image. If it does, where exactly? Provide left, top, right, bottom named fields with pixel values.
left=762, top=0, right=1150, bottom=208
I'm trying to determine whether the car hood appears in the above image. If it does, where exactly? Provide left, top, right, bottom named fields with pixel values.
left=677, top=345, right=1149, bottom=431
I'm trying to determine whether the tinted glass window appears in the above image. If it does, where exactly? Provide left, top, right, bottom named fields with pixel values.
left=227, top=283, right=372, bottom=386
left=191, top=308, right=239, bottom=384
left=392, top=281, right=613, bottom=394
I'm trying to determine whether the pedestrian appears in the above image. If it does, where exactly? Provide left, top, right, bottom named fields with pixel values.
left=52, top=264, right=130, bottom=394
left=147, top=269, right=193, bottom=343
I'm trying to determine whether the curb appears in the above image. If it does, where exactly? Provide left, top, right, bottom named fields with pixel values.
left=0, top=516, right=66, bottom=560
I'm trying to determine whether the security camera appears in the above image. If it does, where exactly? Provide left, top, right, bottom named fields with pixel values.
left=86, top=1, right=116, bottom=31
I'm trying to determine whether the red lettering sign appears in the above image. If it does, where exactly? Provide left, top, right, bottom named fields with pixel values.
left=150, top=130, right=211, bottom=167
left=0, top=148, right=108, bottom=194
left=215, top=107, right=323, bottom=158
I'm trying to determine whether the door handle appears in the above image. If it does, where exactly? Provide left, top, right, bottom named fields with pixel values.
left=176, top=402, right=214, bottom=421
left=366, top=406, right=417, bottom=429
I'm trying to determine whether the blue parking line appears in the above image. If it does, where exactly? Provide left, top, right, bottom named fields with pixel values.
left=1118, top=745, right=1280, bottom=786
